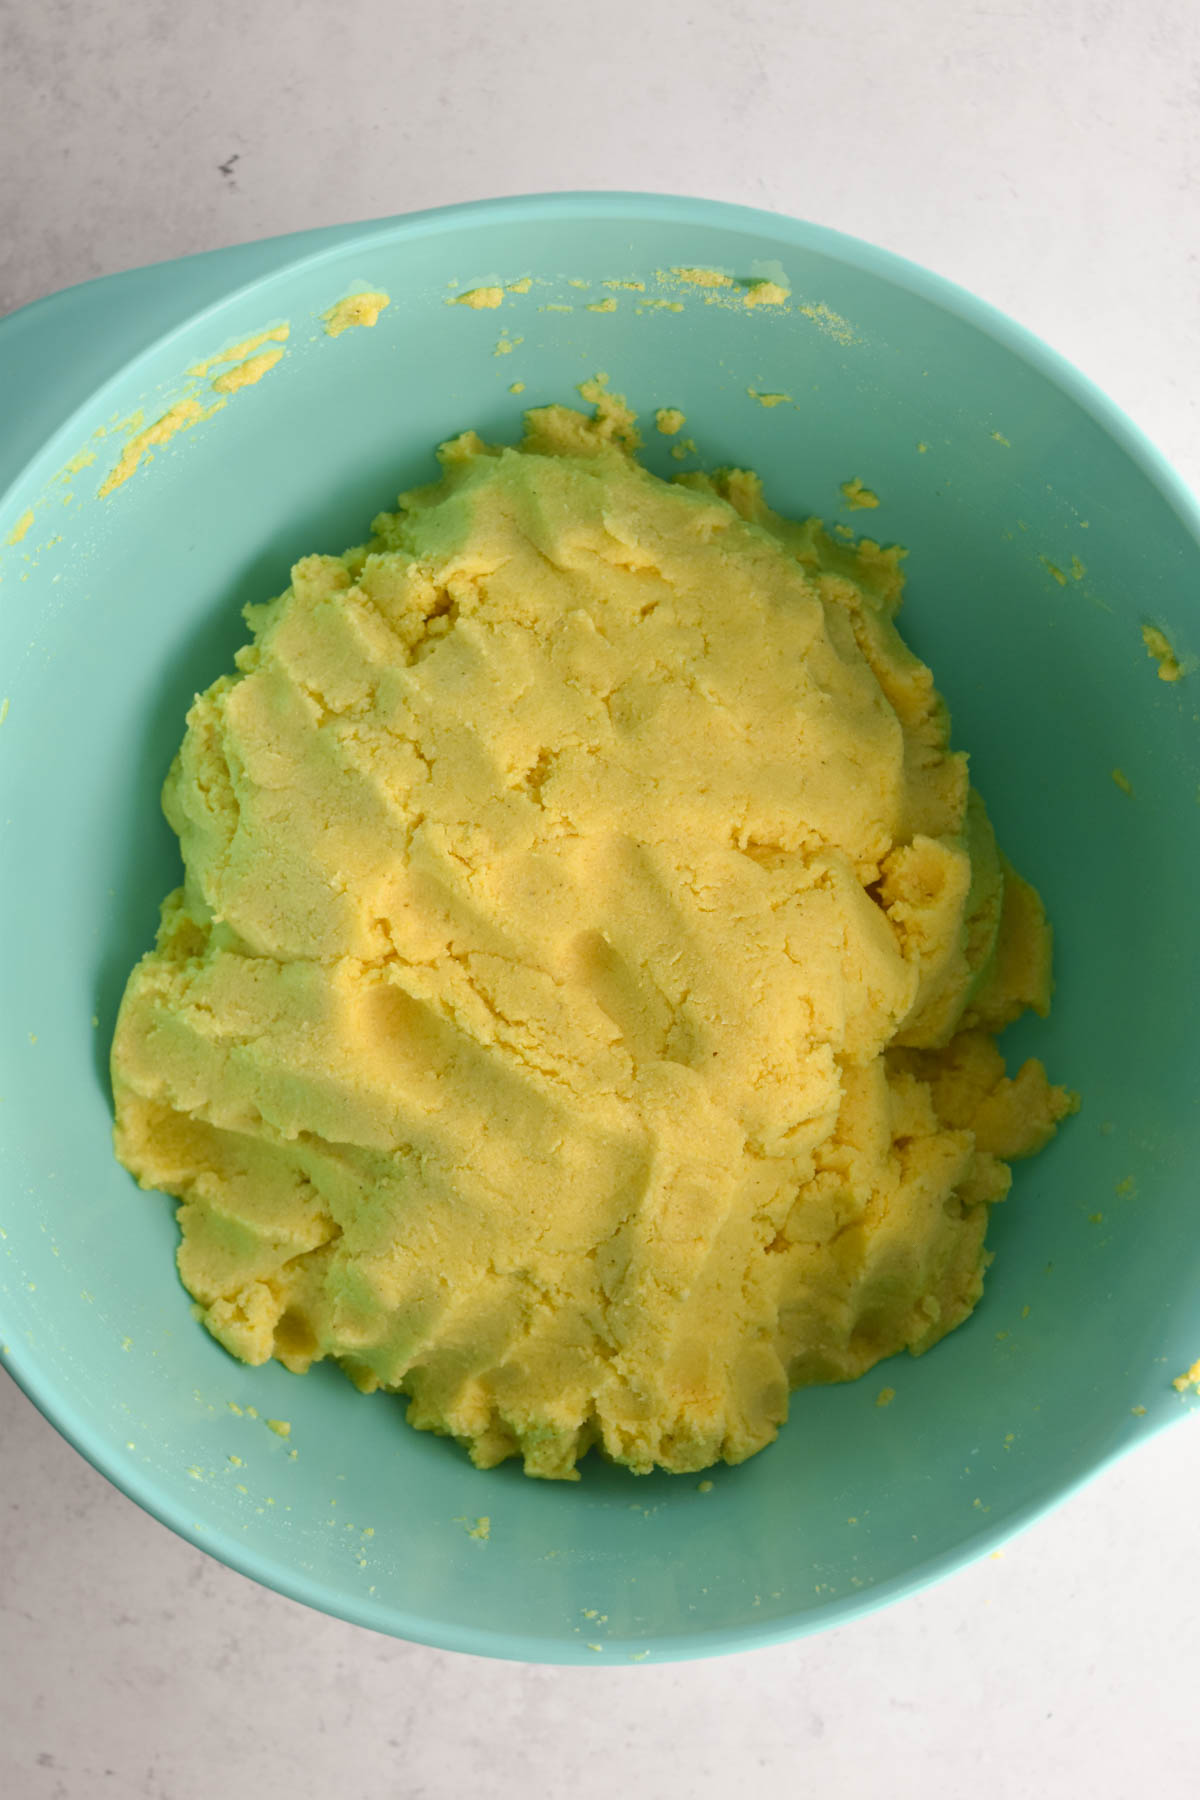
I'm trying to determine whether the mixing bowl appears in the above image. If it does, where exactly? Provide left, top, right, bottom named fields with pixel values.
left=2, top=193, right=1198, bottom=1665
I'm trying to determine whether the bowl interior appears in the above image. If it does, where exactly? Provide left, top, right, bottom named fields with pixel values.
left=2, top=195, right=1199, bottom=1663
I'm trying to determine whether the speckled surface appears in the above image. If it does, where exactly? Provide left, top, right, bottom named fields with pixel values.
left=3, top=2, right=1200, bottom=1795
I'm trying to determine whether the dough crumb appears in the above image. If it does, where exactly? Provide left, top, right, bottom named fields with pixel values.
left=1171, top=1360, right=1200, bottom=1394
left=212, top=348, right=284, bottom=393
left=188, top=327, right=289, bottom=379
left=98, top=400, right=209, bottom=498
left=669, top=267, right=733, bottom=288
left=453, top=1515, right=491, bottom=1540
left=796, top=302, right=857, bottom=345
left=450, top=287, right=504, bottom=310
left=654, top=407, right=686, bottom=435
left=876, top=1388, right=896, bottom=1408
left=321, top=292, right=390, bottom=337
left=1111, top=768, right=1133, bottom=795
left=1142, top=623, right=1182, bottom=682
left=743, top=279, right=789, bottom=307
left=6, top=509, right=33, bottom=545
left=840, top=477, right=879, bottom=510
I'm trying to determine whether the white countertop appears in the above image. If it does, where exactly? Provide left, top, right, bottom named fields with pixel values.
left=3, top=3, right=1198, bottom=1795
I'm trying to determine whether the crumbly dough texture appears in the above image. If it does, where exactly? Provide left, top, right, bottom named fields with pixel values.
left=112, top=386, right=1073, bottom=1479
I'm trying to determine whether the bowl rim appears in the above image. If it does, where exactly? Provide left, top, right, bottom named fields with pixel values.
left=4, top=187, right=1199, bottom=1664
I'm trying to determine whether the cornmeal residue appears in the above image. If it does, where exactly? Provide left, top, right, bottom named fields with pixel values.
left=98, top=399, right=210, bottom=498
left=668, top=267, right=733, bottom=289
left=1172, top=1360, right=1200, bottom=1394
left=451, top=287, right=504, bottom=310
left=654, top=408, right=686, bottom=436
left=212, top=348, right=285, bottom=393
left=797, top=302, right=858, bottom=346
left=6, top=509, right=34, bottom=545
left=454, top=1515, right=491, bottom=1540
left=587, top=298, right=618, bottom=314
left=748, top=390, right=791, bottom=408
left=1111, top=768, right=1133, bottom=795
left=1142, top=624, right=1182, bottom=682
left=112, top=382, right=1074, bottom=1482
left=189, top=327, right=289, bottom=378
left=744, top=280, right=790, bottom=307
left=841, top=478, right=879, bottom=511
left=876, top=1387, right=896, bottom=1408
left=322, top=293, right=391, bottom=338
left=61, top=447, right=97, bottom=477
left=507, top=279, right=532, bottom=295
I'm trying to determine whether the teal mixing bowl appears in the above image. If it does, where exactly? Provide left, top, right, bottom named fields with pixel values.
left=2, top=193, right=1199, bottom=1665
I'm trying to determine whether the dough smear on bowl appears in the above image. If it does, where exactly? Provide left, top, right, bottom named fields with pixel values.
left=112, top=383, right=1075, bottom=1479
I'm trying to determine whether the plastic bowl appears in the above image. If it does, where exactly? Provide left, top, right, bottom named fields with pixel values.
left=2, top=193, right=1198, bottom=1665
